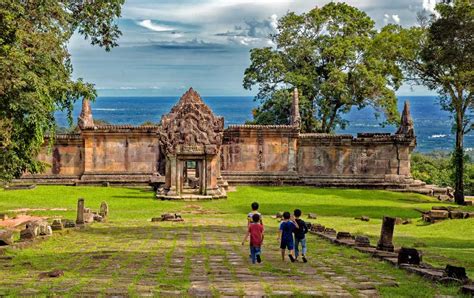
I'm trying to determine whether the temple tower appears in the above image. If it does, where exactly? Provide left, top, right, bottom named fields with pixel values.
left=290, top=88, right=301, bottom=127
left=77, top=98, right=94, bottom=128
left=396, top=101, right=415, bottom=138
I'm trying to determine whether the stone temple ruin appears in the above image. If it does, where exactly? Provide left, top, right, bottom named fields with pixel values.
left=19, top=88, right=424, bottom=199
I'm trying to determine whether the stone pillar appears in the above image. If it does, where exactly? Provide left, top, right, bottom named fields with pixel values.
left=377, top=216, right=396, bottom=252
left=166, top=155, right=177, bottom=196
left=196, top=160, right=206, bottom=195
left=76, top=198, right=85, bottom=225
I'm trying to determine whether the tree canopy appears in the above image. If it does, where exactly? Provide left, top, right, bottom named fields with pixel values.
left=402, top=0, right=474, bottom=204
left=243, top=2, right=410, bottom=133
left=0, top=0, right=124, bottom=181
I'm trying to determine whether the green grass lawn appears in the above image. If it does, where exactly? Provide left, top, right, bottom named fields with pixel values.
left=1, top=185, right=473, bottom=296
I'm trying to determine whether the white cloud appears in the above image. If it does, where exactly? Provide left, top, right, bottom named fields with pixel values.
left=422, top=0, right=437, bottom=13
left=392, top=14, right=400, bottom=23
left=137, top=20, right=174, bottom=32
left=383, top=13, right=401, bottom=24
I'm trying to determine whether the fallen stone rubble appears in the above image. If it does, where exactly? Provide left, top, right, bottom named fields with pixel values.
left=417, top=206, right=474, bottom=223
left=151, top=213, right=184, bottom=222
left=309, top=222, right=473, bottom=294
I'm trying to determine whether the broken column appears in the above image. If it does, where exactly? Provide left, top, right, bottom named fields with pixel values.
left=76, top=198, right=85, bottom=225
left=377, top=216, right=396, bottom=252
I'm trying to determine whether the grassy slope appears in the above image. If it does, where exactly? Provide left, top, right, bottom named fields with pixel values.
left=1, top=185, right=473, bottom=279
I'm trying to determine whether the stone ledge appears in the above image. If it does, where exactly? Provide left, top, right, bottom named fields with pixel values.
left=156, top=194, right=225, bottom=201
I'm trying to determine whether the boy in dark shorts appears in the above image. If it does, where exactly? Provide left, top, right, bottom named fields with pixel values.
left=242, top=213, right=264, bottom=264
left=278, top=211, right=299, bottom=262
left=293, top=209, right=309, bottom=262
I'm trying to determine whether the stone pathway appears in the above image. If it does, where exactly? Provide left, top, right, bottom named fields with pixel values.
left=0, top=217, right=404, bottom=297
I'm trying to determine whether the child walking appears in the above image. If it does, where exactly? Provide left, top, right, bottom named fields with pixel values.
left=247, top=202, right=263, bottom=225
left=293, top=209, right=309, bottom=262
left=278, top=211, right=299, bottom=262
left=242, top=213, right=264, bottom=264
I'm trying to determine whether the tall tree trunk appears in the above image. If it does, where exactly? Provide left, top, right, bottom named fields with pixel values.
left=454, top=112, right=465, bottom=205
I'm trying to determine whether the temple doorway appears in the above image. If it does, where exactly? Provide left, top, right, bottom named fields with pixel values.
left=182, top=160, right=202, bottom=194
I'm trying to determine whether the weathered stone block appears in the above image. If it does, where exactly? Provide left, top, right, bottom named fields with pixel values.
left=51, top=219, right=63, bottom=231
left=0, top=230, right=14, bottom=246
left=355, top=236, right=370, bottom=247
left=397, top=247, right=421, bottom=265
left=61, top=219, right=76, bottom=228
left=429, top=210, right=449, bottom=220
left=444, top=265, right=468, bottom=281
left=336, top=232, right=352, bottom=240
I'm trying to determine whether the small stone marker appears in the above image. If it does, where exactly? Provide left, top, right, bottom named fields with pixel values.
left=99, top=201, right=109, bottom=218
left=20, top=226, right=36, bottom=241
left=336, top=231, right=352, bottom=240
left=0, top=214, right=8, bottom=221
left=152, top=213, right=184, bottom=222
left=377, top=216, right=396, bottom=252
left=275, top=212, right=283, bottom=219
left=307, top=213, right=317, bottom=219
left=312, top=224, right=325, bottom=232
left=76, top=198, right=85, bottom=225
left=61, top=219, right=76, bottom=228
left=461, top=284, right=474, bottom=295
left=0, top=229, right=14, bottom=246
left=449, top=210, right=464, bottom=219
left=444, top=265, right=468, bottom=281
left=355, top=216, right=369, bottom=222
left=324, top=228, right=336, bottom=235
left=397, top=247, right=421, bottom=265
left=93, top=214, right=104, bottom=222
left=51, top=219, right=63, bottom=231
left=355, top=236, right=370, bottom=247
left=39, top=269, right=64, bottom=278
left=83, top=208, right=94, bottom=223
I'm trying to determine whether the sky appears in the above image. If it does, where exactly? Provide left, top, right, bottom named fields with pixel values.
left=68, top=0, right=440, bottom=96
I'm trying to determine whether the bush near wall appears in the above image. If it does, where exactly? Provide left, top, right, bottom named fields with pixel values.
left=411, top=151, right=474, bottom=195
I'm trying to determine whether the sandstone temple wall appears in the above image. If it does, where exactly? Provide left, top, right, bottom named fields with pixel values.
left=36, top=134, right=84, bottom=177
left=221, top=125, right=299, bottom=173
left=18, top=89, right=417, bottom=190
left=81, top=126, right=160, bottom=174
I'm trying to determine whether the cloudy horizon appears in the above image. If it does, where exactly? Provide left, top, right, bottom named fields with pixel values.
left=69, top=0, right=441, bottom=97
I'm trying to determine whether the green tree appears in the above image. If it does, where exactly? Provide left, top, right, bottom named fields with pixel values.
left=403, top=0, right=473, bottom=204
left=0, top=0, right=124, bottom=181
left=243, top=2, right=405, bottom=133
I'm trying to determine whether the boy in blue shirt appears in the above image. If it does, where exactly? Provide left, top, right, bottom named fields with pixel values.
left=278, top=211, right=299, bottom=262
